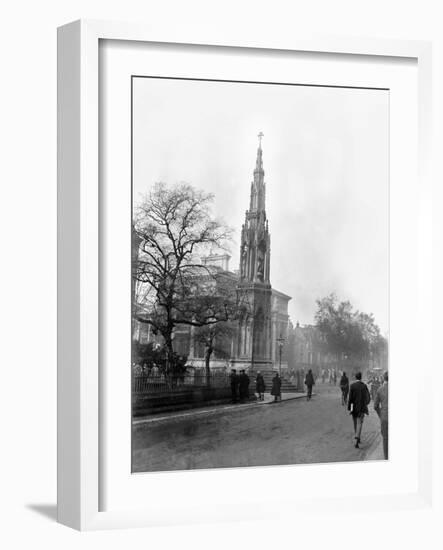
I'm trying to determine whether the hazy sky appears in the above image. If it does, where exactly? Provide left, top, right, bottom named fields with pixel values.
left=133, top=77, right=389, bottom=333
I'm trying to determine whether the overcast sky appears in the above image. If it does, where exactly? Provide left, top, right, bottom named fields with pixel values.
left=133, top=77, right=389, bottom=334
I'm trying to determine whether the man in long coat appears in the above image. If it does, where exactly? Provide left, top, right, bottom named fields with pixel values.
left=255, top=371, right=266, bottom=401
left=230, top=369, right=239, bottom=403
left=271, top=372, right=282, bottom=402
left=347, top=372, right=371, bottom=448
left=371, top=376, right=381, bottom=400
left=304, top=369, right=315, bottom=401
left=374, top=372, right=389, bottom=459
left=238, top=370, right=250, bottom=402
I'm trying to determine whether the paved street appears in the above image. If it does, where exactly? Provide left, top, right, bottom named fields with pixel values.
left=132, top=383, right=382, bottom=472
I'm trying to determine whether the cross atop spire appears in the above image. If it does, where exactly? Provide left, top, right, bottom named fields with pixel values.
left=255, top=132, right=264, bottom=174
left=258, top=131, right=264, bottom=147
left=251, top=132, right=265, bottom=211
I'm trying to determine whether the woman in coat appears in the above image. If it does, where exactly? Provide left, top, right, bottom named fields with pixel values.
left=339, top=371, right=350, bottom=405
left=271, top=372, right=282, bottom=402
left=255, top=371, right=266, bottom=401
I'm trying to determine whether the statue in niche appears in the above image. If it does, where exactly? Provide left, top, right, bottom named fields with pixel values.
left=257, top=239, right=266, bottom=281
left=257, top=253, right=264, bottom=281
left=241, top=243, right=247, bottom=277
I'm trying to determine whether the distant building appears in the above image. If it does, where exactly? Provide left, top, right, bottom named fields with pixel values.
left=288, top=322, right=333, bottom=372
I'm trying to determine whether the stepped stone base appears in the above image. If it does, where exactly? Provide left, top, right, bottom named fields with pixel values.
left=229, top=362, right=301, bottom=394
left=229, top=359, right=273, bottom=374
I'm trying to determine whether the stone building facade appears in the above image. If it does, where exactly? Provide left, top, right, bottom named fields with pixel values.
left=289, top=322, right=332, bottom=371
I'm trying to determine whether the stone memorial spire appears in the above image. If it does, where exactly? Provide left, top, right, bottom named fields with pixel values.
left=234, top=133, right=273, bottom=372
left=240, top=132, right=271, bottom=284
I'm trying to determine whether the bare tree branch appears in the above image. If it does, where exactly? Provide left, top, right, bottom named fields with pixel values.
left=133, top=182, right=240, bottom=377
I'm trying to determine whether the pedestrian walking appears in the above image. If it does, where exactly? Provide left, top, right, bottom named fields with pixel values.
left=371, top=376, right=381, bottom=401
left=374, top=372, right=389, bottom=459
left=332, top=369, right=337, bottom=386
left=255, top=371, right=266, bottom=401
left=239, top=370, right=250, bottom=402
left=347, top=372, right=371, bottom=448
left=271, top=372, right=282, bottom=402
left=230, top=369, right=239, bottom=403
left=244, top=370, right=250, bottom=399
left=339, top=372, right=349, bottom=405
left=304, top=368, right=315, bottom=401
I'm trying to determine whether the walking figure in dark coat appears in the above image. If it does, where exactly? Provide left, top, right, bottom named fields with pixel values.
left=371, top=376, right=381, bottom=401
left=347, top=372, right=371, bottom=448
left=255, top=371, right=266, bottom=401
left=230, top=369, right=239, bottom=403
left=374, top=371, right=389, bottom=459
left=244, top=370, right=250, bottom=399
left=271, top=372, right=282, bottom=402
left=238, top=370, right=250, bottom=402
left=339, top=372, right=349, bottom=405
left=304, top=369, right=315, bottom=401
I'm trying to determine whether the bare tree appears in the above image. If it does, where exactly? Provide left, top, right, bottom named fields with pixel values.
left=133, top=182, right=237, bottom=376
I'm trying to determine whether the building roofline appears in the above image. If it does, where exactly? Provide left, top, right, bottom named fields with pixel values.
left=271, top=288, right=292, bottom=301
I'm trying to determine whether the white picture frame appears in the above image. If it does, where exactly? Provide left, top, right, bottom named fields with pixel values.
left=57, top=19, right=432, bottom=531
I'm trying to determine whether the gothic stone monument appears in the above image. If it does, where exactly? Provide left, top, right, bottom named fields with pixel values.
left=233, top=133, right=274, bottom=374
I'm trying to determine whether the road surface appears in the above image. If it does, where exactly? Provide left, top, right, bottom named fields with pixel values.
left=132, top=383, right=381, bottom=472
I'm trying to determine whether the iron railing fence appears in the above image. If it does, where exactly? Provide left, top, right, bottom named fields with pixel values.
left=133, top=369, right=231, bottom=394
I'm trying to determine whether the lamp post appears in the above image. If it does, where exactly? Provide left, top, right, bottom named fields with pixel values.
left=277, top=334, right=285, bottom=377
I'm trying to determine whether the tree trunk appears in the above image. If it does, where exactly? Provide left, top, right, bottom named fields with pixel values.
left=163, top=332, right=174, bottom=387
left=205, top=346, right=213, bottom=387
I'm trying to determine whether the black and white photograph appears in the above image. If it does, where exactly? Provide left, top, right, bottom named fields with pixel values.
left=131, top=76, right=389, bottom=473
left=4, top=0, right=440, bottom=543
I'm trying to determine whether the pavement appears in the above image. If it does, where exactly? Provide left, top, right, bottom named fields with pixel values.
left=133, top=391, right=312, bottom=426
